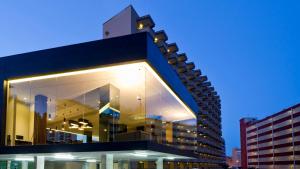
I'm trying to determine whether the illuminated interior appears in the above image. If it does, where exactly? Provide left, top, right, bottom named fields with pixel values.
left=6, top=62, right=196, bottom=150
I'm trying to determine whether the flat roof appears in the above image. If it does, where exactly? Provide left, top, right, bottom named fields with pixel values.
left=244, top=102, right=300, bottom=127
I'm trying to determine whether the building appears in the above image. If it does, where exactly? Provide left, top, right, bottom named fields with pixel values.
left=0, top=6, right=225, bottom=169
left=226, top=148, right=241, bottom=169
left=231, top=148, right=241, bottom=168
left=226, top=156, right=233, bottom=168
left=240, top=103, right=300, bottom=169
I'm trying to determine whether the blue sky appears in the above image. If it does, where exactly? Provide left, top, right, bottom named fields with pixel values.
left=0, top=1, right=299, bottom=155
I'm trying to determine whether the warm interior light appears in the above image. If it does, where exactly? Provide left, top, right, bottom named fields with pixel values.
left=8, top=62, right=196, bottom=119
left=138, top=23, right=144, bottom=30
left=143, top=63, right=196, bottom=119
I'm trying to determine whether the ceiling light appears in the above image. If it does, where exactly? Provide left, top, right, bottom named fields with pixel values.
left=138, top=23, right=144, bottom=30
left=132, top=153, right=148, bottom=157
left=165, top=157, right=175, bottom=160
left=132, top=151, right=148, bottom=157
left=78, top=118, right=88, bottom=125
left=54, top=154, right=74, bottom=159
left=86, top=159, right=97, bottom=163
left=15, top=157, right=34, bottom=161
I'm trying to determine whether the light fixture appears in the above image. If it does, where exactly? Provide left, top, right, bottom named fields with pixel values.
left=165, top=157, right=175, bottom=160
left=78, top=118, right=88, bottom=125
left=83, top=122, right=93, bottom=129
left=48, top=114, right=52, bottom=121
left=138, top=23, right=144, bottom=30
left=131, top=151, right=148, bottom=157
left=15, top=157, right=34, bottom=161
left=78, top=126, right=84, bottom=131
left=132, top=153, right=148, bottom=157
left=86, top=159, right=97, bottom=163
left=69, top=120, right=79, bottom=129
left=54, top=154, right=74, bottom=160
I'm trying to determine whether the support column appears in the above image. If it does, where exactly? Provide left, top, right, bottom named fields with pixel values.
left=101, top=154, right=113, bottom=169
left=156, top=158, right=163, bottom=169
left=6, top=161, right=11, bottom=169
left=34, top=156, right=45, bottom=169
left=22, top=161, right=28, bottom=169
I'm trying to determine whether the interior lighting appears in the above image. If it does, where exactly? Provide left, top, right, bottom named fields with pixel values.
left=132, top=151, right=148, bottom=157
left=54, top=154, right=74, bottom=160
left=165, top=157, right=175, bottom=160
left=15, top=157, right=34, bottom=161
left=8, top=62, right=196, bottom=119
left=138, top=23, right=144, bottom=30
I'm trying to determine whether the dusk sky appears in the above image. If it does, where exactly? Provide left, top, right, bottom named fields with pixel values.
left=1, top=1, right=299, bottom=155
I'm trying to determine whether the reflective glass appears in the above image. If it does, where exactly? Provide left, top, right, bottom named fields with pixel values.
left=6, top=62, right=196, bottom=151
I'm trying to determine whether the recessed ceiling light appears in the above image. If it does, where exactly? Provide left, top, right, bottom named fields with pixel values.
left=54, top=154, right=74, bottom=159
left=15, top=157, right=34, bottom=161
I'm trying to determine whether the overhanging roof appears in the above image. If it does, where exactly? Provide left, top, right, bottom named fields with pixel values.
left=0, top=32, right=199, bottom=145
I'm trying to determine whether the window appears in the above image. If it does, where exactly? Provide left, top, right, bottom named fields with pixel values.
left=6, top=62, right=196, bottom=150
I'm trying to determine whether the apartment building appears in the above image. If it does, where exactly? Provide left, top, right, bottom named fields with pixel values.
left=0, top=6, right=225, bottom=169
left=240, top=103, right=300, bottom=169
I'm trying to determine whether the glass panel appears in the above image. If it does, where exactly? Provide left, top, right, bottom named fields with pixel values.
left=145, top=67, right=197, bottom=151
left=6, top=62, right=196, bottom=151
left=6, top=63, right=146, bottom=146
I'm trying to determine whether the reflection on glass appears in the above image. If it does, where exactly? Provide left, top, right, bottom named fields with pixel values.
left=6, top=62, right=196, bottom=151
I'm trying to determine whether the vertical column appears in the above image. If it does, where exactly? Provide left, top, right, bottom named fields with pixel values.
left=156, top=158, right=163, bottom=169
left=34, top=156, right=45, bottom=169
left=101, top=154, right=113, bottom=169
left=6, top=161, right=11, bottom=169
left=34, top=95, right=48, bottom=145
left=21, top=161, right=28, bottom=169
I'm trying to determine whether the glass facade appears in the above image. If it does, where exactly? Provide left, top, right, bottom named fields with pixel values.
left=5, top=62, right=196, bottom=150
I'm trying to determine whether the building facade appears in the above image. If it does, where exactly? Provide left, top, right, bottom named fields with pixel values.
left=231, top=148, right=241, bottom=168
left=240, top=103, right=300, bottom=169
left=0, top=6, right=225, bottom=169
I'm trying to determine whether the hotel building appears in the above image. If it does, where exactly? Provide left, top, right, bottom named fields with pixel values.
left=240, top=103, right=300, bottom=169
left=0, top=6, right=225, bottom=169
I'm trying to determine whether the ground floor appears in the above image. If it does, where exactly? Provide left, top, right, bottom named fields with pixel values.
left=0, top=142, right=224, bottom=169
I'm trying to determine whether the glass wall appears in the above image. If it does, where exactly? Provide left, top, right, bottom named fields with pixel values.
left=6, top=62, right=196, bottom=150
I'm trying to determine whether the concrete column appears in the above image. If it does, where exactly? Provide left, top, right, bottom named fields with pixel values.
left=82, top=162, right=88, bottom=169
left=156, top=158, right=163, bottom=169
left=34, top=156, right=45, bottom=169
left=6, top=161, right=11, bottom=169
left=21, top=161, right=28, bottom=169
left=101, top=154, right=113, bottom=169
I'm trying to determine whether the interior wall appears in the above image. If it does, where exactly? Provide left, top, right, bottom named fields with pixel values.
left=15, top=100, right=32, bottom=142
left=6, top=96, right=15, bottom=145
